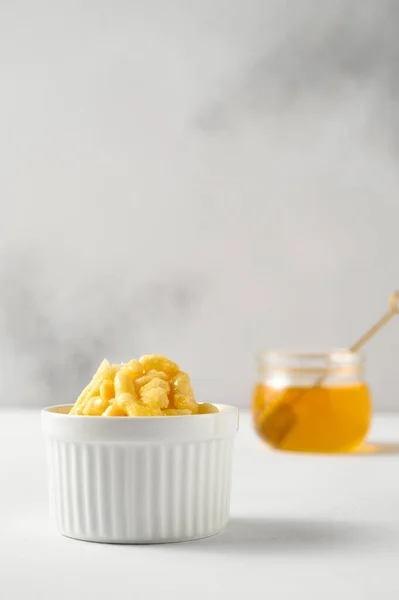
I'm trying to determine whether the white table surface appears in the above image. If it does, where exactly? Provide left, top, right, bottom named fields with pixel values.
left=1, top=410, right=399, bottom=600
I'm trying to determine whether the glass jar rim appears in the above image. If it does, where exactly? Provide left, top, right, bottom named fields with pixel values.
left=258, top=348, right=364, bottom=375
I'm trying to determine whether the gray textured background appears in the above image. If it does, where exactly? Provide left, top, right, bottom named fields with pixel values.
left=0, top=0, right=398, bottom=409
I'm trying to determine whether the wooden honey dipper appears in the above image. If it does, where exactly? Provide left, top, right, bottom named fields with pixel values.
left=259, top=291, right=399, bottom=447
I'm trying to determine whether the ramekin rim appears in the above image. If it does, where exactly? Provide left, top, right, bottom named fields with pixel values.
left=41, top=402, right=238, bottom=420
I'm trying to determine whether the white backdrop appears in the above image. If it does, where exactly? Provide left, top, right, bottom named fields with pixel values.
left=0, top=0, right=398, bottom=408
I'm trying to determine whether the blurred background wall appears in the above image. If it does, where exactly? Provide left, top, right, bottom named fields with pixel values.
left=0, top=0, right=398, bottom=409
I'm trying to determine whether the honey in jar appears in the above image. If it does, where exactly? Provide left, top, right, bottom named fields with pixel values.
left=252, top=350, right=372, bottom=453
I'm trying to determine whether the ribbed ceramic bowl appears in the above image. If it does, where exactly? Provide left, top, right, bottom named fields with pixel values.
left=42, top=404, right=239, bottom=544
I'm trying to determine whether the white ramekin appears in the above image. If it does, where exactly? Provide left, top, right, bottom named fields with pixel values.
left=42, top=404, right=239, bottom=544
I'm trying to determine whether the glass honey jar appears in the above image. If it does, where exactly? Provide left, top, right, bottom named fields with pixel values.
left=252, top=350, right=372, bottom=453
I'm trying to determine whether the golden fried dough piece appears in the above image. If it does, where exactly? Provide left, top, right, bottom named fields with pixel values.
left=139, top=355, right=180, bottom=377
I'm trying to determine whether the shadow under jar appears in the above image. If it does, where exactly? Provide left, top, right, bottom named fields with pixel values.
left=252, top=350, right=372, bottom=453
